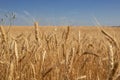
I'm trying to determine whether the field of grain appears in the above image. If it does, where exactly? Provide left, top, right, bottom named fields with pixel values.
left=0, top=23, right=120, bottom=80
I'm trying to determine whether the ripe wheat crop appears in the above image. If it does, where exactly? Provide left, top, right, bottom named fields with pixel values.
left=0, top=23, right=120, bottom=80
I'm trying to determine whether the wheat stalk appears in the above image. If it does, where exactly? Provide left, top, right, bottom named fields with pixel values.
left=0, top=25, right=7, bottom=42
left=8, top=61, right=14, bottom=80
left=76, top=75, right=86, bottom=80
left=68, top=47, right=75, bottom=73
left=78, top=30, right=81, bottom=44
left=101, top=29, right=118, bottom=80
left=34, top=22, right=40, bottom=43
left=30, top=62, right=36, bottom=79
left=41, top=49, right=46, bottom=77
left=14, top=40, right=19, bottom=63
left=107, top=44, right=118, bottom=80
left=65, top=26, right=70, bottom=42
left=101, top=30, right=118, bottom=48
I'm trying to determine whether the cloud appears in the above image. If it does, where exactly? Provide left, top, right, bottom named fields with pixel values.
left=0, top=9, right=36, bottom=26
left=39, top=16, right=80, bottom=26
left=15, top=12, right=35, bottom=26
left=23, top=10, right=36, bottom=22
left=0, top=8, right=8, bottom=13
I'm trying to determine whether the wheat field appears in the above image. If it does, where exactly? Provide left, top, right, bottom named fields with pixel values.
left=0, top=23, right=120, bottom=80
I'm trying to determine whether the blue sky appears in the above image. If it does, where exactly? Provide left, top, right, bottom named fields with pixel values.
left=0, top=0, right=120, bottom=26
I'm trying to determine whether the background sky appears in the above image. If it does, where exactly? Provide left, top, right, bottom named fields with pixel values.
left=0, top=0, right=120, bottom=26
